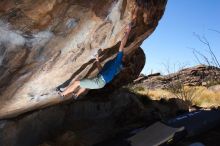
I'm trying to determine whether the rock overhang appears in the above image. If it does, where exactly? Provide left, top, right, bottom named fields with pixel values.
left=0, top=0, right=167, bottom=119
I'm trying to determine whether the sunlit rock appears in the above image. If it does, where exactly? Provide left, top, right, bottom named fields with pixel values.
left=0, top=0, right=167, bottom=119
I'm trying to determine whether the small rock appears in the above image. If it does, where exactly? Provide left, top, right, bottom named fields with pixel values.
left=208, top=85, right=220, bottom=93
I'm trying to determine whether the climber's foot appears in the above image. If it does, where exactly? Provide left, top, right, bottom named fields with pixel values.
left=57, top=91, right=65, bottom=100
left=56, top=86, right=65, bottom=92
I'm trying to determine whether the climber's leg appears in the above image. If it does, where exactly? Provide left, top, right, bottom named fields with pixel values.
left=74, top=88, right=88, bottom=99
left=79, top=75, right=106, bottom=89
left=61, top=80, right=80, bottom=96
left=59, top=75, right=105, bottom=99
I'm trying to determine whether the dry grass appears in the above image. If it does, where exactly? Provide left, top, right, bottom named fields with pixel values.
left=129, top=86, right=173, bottom=100
left=129, top=85, right=220, bottom=108
left=143, top=89, right=173, bottom=100
left=193, top=86, right=220, bottom=107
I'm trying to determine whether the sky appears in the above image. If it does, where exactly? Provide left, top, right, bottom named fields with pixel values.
left=141, top=0, right=220, bottom=75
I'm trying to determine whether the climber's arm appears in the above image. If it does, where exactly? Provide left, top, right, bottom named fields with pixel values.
left=95, top=55, right=102, bottom=72
left=119, top=25, right=131, bottom=52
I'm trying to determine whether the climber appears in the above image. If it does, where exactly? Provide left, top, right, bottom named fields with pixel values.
left=57, top=24, right=131, bottom=99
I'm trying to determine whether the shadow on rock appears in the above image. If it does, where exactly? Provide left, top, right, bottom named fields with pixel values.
left=0, top=88, right=192, bottom=146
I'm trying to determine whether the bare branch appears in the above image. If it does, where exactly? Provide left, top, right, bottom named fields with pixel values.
left=187, top=47, right=202, bottom=65
left=193, top=32, right=220, bottom=67
left=208, top=28, right=220, bottom=34
left=192, top=48, right=211, bottom=66
left=193, top=32, right=207, bottom=45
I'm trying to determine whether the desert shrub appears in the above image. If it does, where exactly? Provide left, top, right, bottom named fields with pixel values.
left=165, top=73, right=203, bottom=107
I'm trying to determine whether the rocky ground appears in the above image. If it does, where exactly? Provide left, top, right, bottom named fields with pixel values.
left=178, top=125, right=220, bottom=146
left=129, top=64, right=220, bottom=146
left=0, top=87, right=188, bottom=146
left=131, top=65, right=220, bottom=108
left=134, top=64, right=220, bottom=89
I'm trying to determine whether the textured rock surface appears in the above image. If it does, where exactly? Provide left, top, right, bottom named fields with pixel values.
left=0, top=0, right=167, bottom=119
left=0, top=88, right=183, bottom=146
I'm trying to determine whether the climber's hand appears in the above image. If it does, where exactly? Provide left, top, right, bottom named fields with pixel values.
left=124, top=24, right=131, bottom=35
left=95, top=54, right=100, bottom=62
left=95, top=53, right=102, bottom=71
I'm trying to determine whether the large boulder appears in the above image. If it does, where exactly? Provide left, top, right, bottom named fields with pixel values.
left=0, top=0, right=167, bottom=119
left=0, top=88, right=182, bottom=146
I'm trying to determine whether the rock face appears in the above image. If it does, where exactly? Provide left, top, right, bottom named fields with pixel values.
left=0, top=0, right=167, bottom=119
left=1, top=90, right=145, bottom=146
left=0, top=88, right=183, bottom=146
left=134, top=65, right=220, bottom=89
